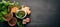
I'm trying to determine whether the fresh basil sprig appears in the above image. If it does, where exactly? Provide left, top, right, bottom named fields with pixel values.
left=0, top=0, right=24, bottom=27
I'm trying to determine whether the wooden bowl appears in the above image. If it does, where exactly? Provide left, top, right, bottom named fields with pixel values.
left=3, top=13, right=13, bottom=21
left=8, top=17, right=17, bottom=26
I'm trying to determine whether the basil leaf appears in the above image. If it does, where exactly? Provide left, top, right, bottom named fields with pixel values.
left=1, top=10, right=8, bottom=15
left=0, top=12, right=3, bottom=16
left=17, top=21, right=24, bottom=27
left=5, top=1, right=10, bottom=6
left=0, top=16, right=5, bottom=22
left=13, top=1, right=19, bottom=6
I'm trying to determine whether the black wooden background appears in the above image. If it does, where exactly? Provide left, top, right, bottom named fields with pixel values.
left=0, top=0, right=60, bottom=27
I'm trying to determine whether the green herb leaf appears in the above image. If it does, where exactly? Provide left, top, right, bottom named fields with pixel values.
left=13, top=1, right=19, bottom=6
left=17, top=21, right=24, bottom=27
left=2, top=0, right=4, bottom=2
left=5, top=1, right=10, bottom=6
left=0, top=16, right=5, bottom=22
left=0, top=12, right=2, bottom=17
left=1, top=10, right=8, bottom=15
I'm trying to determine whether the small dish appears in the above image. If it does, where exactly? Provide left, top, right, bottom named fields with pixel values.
left=8, top=17, right=17, bottom=26
left=15, top=9, right=27, bottom=19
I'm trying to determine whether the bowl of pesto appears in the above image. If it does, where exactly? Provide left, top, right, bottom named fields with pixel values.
left=15, top=9, right=27, bottom=19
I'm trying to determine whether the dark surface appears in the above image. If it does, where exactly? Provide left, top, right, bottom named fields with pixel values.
left=0, top=0, right=60, bottom=27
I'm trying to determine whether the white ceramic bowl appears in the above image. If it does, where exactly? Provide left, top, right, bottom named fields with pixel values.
left=15, top=9, right=27, bottom=19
